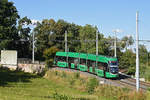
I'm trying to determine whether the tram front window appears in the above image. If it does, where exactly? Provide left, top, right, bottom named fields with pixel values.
left=110, top=61, right=118, bottom=66
left=110, top=67, right=118, bottom=74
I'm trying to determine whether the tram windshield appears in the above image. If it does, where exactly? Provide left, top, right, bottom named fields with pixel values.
left=109, top=61, right=118, bottom=66
left=110, top=67, right=118, bottom=74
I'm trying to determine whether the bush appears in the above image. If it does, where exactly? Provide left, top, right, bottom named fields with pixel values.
left=74, top=72, right=80, bottom=79
left=52, top=91, right=71, bottom=100
left=86, top=77, right=99, bottom=94
left=52, top=91, right=92, bottom=100
left=37, top=67, right=48, bottom=77
left=69, top=78, right=75, bottom=86
left=55, top=71, right=58, bottom=76
left=43, top=46, right=59, bottom=68
left=61, top=71, right=67, bottom=78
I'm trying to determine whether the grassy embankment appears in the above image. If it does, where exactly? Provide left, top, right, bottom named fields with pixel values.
left=0, top=67, right=150, bottom=100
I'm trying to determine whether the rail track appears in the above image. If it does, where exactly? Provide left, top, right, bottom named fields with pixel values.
left=117, top=74, right=150, bottom=91
left=51, top=67, right=150, bottom=91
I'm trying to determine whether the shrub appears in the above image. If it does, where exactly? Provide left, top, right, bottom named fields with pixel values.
left=55, top=71, right=58, bottom=76
left=43, top=46, right=59, bottom=68
left=52, top=91, right=71, bottom=100
left=69, top=78, right=75, bottom=86
left=148, top=88, right=150, bottom=92
left=74, top=72, right=80, bottom=79
left=86, top=77, right=99, bottom=94
left=61, top=71, right=67, bottom=78
left=37, top=67, right=48, bottom=77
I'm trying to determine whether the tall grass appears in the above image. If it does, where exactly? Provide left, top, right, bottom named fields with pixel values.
left=45, top=69, right=149, bottom=100
left=86, top=77, right=99, bottom=94
left=0, top=68, right=149, bottom=100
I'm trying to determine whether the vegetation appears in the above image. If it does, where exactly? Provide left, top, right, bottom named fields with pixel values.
left=0, top=68, right=150, bottom=100
left=43, top=46, right=59, bottom=68
left=0, top=0, right=32, bottom=58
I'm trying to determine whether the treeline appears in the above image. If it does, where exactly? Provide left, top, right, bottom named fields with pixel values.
left=0, top=0, right=150, bottom=78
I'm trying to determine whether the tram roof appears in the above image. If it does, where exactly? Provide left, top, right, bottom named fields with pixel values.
left=56, top=52, right=117, bottom=62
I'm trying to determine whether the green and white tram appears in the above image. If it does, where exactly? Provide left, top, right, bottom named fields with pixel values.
left=54, top=52, right=119, bottom=78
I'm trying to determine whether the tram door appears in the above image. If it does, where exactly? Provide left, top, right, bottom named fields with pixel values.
left=68, top=57, right=76, bottom=69
left=74, top=58, right=79, bottom=69
left=68, top=57, right=71, bottom=68
left=87, top=60, right=90, bottom=72
left=88, top=60, right=95, bottom=73
left=103, top=63, right=108, bottom=78
left=92, top=61, right=95, bottom=73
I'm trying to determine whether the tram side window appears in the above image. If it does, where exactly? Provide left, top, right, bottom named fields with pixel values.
left=55, top=56, right=59, bottom=62
left=102, top=63, right=108, bottom=68
left=97, top=62, right=103, bottom=70
left=57, top=56, right=66, bottom=62
left=80, top=58, right=86, bottom=65
left=102, top=63, right=108, bottom=71
left=87, top=60, right=96, bottom=68
left=87, top=60, right=90, bottom=66
left=68, top=57, right=74, bottom=63
left=74, top=58, right=79, bottom=65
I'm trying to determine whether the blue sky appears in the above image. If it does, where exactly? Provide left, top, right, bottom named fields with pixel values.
left=9, top=0, right=150, bottom=48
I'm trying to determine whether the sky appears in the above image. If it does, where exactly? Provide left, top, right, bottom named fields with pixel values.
left=9, top=0, right=150, bottom=49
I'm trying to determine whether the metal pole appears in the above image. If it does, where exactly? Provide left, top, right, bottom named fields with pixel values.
left=136, top=11, right=139, bottom=92
left=96, top=30, right=98, bottom=56
left=114, top=31, right=117, bottom=57
left=32, top=32, right=35, bottom=63
left=148, top=53, right=149, bottom=67
left=96, top=30, right=98, bottom=68
left=65, top=30, right=67, bottom=52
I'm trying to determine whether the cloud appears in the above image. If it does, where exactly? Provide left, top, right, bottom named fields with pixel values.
left=126, top=34, right=133, bottom=38
left=112, top=29, right=123, bottom=33
left=31, top=19, right=41, bottom=25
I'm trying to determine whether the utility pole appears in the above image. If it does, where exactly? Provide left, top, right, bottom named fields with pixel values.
left=96, top=30, right=98, bottom=56
left=136, top=11, right=139, bottom=92
left=147, top=53, right=149, bottom=67
left=96, top=30, right=98, bottom=68
left=65, top=30, right=67, bottom=52
left=114, top=31, right=117, bottom=57
left=32, top=32, right=35, bottom=63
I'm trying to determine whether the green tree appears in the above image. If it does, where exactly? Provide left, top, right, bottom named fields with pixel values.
left=78, top=25, right=97, bottom=54
left=34, top=19, right=71, bottom=61
left=34, top=19, right=56, bottom=60
left=66, top=23, right=80, bottom=52
left=17, top=16, right=31, bottom=58
left=43, top=46, right=59, bottom=67
left=0, top=0, right=20, bottom=50
left=121, top=36, right=134, bottom=50
left=138, top=44, right=148, bottom=76
left=119, top=49, right=136, bottom=74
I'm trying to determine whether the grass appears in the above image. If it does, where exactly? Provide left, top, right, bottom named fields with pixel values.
left=0, top=67, right=150, bottom=100
left=0, top=68, right=97, bottom=100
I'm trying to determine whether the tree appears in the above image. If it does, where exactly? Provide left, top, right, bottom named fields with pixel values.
left=34, top=19, right=59, bottom=60
left=119, top=49, right=136, bottom=74
left=17, top=16, right=32, bottom=58
left=0, top=0, right=20, bottom=50
left=34, top=19, right=76, bottom=61
left=43, top=46, right=59, bottom=67
left=139, top=44, right=148, bottom=64
left=66, top=23, right=80, bottom=52
left=121, top=36, right=134, bottom=50
left=78, top=25, right=97, bottom=54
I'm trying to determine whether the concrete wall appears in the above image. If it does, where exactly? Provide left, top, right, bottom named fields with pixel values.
left=1, top=50, right=17, bottom=65
left=17, top=64, right=45, bottom=73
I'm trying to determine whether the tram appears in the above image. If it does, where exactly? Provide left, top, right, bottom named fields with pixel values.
left=54, top=52, right=119, bottom=78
